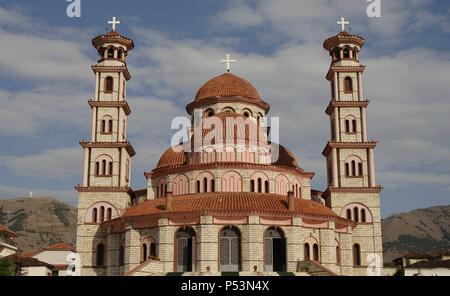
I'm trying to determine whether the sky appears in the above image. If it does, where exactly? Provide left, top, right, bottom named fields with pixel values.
left=0, top=0, right=449, bottom=217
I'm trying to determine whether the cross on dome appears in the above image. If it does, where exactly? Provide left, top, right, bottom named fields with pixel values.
left=337, top=17, right=349, bottom=32
left=221, top=54, right=236, bottom=72
left=108, top=17, right=121, bottom=31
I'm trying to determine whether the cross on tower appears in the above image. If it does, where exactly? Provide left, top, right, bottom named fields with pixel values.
left=221, top=54, right=236, bottom=72
left=108, top=17, right=121, bottom=31
left=337, top=17, right=349, bottom=32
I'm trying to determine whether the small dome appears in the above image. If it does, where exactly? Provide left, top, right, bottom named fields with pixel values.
left=273, top=145, right=299, bottom=167
left=156, top=145, right=186, bottom=169
left=195, top=73, right=261, bottom=102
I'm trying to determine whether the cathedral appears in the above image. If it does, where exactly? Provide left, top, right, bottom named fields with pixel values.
left=76, top=18, right=383, bottom=276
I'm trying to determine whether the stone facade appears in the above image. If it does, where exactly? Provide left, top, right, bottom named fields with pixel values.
left=76, top=26, right=383, bottom=276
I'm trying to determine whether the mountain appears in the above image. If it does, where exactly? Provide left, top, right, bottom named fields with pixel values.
left=1, top=197, right=449, bottom=263
left=0, top=197, right=77, bottom=252
left=382, top=205, right=450, bottom=262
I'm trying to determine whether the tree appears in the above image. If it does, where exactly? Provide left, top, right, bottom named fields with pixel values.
left=0, top=257, right=15, bottom=276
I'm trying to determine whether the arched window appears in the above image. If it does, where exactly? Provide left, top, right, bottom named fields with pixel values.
left=353, top=244, right=361, bottom=266
left=117, top=48, right=123, bottom=61
left=150, top=243, right=157, bottom=258
left=265, top=180, right=269, bottom=193
left=108, top=161, right=113, bottom=176
left=196, top=180, right=200, bottom=193
left=204, top=109, right=215, bottom=118
left=352, top=120, right=357, bottom=133
left=105, top=77, right=113, bottom=93
left=333, top=47, right=341, bottom=60
left=358, top=163, right=363, bottom=176
left=101, top=120, right=106, bottom=133
left=250, top=180, right=255, bottom=192
left=92, top=208, right=98, bottom=223
left=353, top=207, right=359, bottom=222
left=343, top=48, right=350, bottom=59
left=361, top=208, right=367, bottom=222
left=313, top=244, right=319, bottom=261
left=100, top=206, right=105, bottom=223
left=108, top=119, right=113, bottom=133
left=95, top=162, right=100, bottom=175
left=107, top=48, right=114, bottom=58
left=346, top=208, right=352, bottom=220
left=304, top=243, right=310, bottom=260
left=345, top=163, right=350, bottom=176
left=257, top=178, right=262, bottom=193
left=211, top=179, right=215, bottom=192
left=344, top=77, right=353, bottom=93
left=102, top=160, right=107, bottom=175
left=96, top=243, right=105, bottom=266
left=107, top=208, right=112, bottom=221
left=345, top=120, right=350, bottom=133
left=351, top=160, right=356, bottom=176
left=203, top=177, right=207, bottom=193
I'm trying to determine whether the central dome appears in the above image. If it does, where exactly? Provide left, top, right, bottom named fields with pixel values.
left=195, top=73, right=261, bottom=101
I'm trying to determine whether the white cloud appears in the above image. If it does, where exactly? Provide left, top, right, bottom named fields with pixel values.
left=213, top=1, right=263, bottom=29
left=0, top=147, right=81, bottom=179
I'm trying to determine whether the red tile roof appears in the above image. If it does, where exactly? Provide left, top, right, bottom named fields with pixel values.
left=22, top=243, right=75, bottom=257
left=195, top=73, right=261, bottom=102
left=0, top=225, right=17, bottom=237
left=5, top=254, right=54, bottom=269
left=123, top=192, right=337, bottom=219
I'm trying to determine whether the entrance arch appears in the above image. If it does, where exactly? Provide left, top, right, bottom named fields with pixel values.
left=264, top=227, right=286, bottom=272
left=219, top=226, right=241, bottom=272
left=175, top=227, right=196, bottom=272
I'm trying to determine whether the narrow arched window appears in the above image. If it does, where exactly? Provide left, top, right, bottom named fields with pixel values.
left=265, top=180, right=269, bottom=193
left=352, top=120, right=357, bottom=133
left=358, top=163, right=363, bottom=176
left=211, top=179, right=215, bottom=192
left=156, top=186, right=160, bottom=198
left=343, top=48, right=350, bottom=59
left=353, top=207, right=359, bottom=222
left=93, top=208, right=98, bottom=223
left=313, top=244, right=319, bottom=261
left=346, top=208, right=352, bottom=220
left=117, top=49, right=123, bottom=61
left=304, top=243, right=310, bottom=260
left=101, top=120, right=106, bottom=133
left=351, top=161, right=356, bottom=176
left=96, top=243, right=105, bottom=266
left=107, top=48, right=114, bottom=58
left=95, top=162, right=100, bottom=175
left=196, top=180, right=200, bottom=193
left=257, top=178, right=262, bottom=193
left=250, top=180, right=255, bottom=192
left=353, top=244, right=361, bottom=266
left=108, top=162, right=113, bottom=176
left=361, top=209, right=367, bottom=223
left=102, top=160, right=106, bottom=175
left=100, top=206, right=105, bottom=223
left=345, top=163, right=350, bottom=176
left=105, top=77, right=113, bottom=93
left=344, top=77, right=353, bottom=92
left=203, top=177, right=207, bottom=192
left=164, top=184, right=168, bottom=196
left=345, top=120, right=350, bottom=133
left=108, top=119, right=113, bottom=133
left=107, top=208, right=112, bottom=221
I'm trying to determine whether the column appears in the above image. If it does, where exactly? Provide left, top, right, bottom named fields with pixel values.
left=124, top=223, right=140, bottom=273
left=332, top=148, right=339, bottom=188
left=361, top=107, right=367, bottom=142
left=241, top=216, right=264, bottom=272
left=368, top=148, right=376, bottom=187
left=197, top=216, right=218, bottom=272
left=358, top=72, right=364, bottom=101
left=95, top=72, right=100, bottom=100
left=82, top=147, right=89, bottom=186
left=334, top=107, right=340, bottom=142
left=158, top=218, right=175, bottom=272
left=91, top=107, right=97, bottom=141
left=333, top=72, right=339, bottom=101
left=119, top=147, right=126, bottom=187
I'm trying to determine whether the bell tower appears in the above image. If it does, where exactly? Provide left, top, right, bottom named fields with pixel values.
left=76, top=18, right=135, bottom=276
left=322, top=19, right=383, bottom=275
